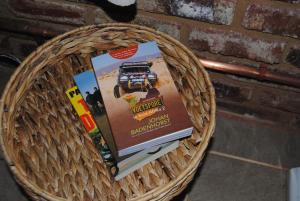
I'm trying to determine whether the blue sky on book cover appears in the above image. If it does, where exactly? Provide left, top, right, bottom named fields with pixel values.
left=92, top=41, right=161, bottom=77
left=73, top=71, right=98, bottom=100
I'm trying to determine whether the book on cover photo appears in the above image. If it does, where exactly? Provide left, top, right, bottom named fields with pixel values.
left=91, top=41, right=193, bottom=157
left=72, top=71, right=179, bottom=180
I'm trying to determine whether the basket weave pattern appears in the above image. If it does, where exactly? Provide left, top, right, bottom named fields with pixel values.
left=0, top=24, right=215, bottom=201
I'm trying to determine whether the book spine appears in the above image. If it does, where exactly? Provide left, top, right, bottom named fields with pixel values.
left=65, top=86, right=119, bottom=176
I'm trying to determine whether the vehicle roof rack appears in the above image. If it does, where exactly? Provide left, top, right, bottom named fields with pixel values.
left=120, top=61, right=152, bottom=68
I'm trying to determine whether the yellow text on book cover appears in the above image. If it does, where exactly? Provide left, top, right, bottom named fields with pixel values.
left=66, top=86, right=98, bottom=133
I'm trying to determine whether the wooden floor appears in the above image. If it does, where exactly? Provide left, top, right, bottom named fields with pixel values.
left=1, top=64, right=299, bottom=201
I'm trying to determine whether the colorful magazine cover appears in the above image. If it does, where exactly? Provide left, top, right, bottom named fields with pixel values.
left=65, top=86, right=118, bottom=176
left=73, top=70, right=118, bottom=159
left=91, top=41, right=193, bottom=156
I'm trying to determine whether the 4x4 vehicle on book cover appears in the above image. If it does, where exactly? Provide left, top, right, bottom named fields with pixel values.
left=114, top=61, right=158, bottom=98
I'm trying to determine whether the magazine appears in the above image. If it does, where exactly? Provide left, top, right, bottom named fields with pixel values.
left=66, top=86, right=118, bottom=176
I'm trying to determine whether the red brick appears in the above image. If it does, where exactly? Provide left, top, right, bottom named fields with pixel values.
left=254, top=88, right=300, bottom=114
left=286, top=46, right=300, bottom=67
left=0, top=31, right=38, bottom=59
left=0, top=1, right=78, bottom=38
left=89, top=7, right=112, bottom=24
left=66, top=0, right=91, bottom=3
left=8, top=0, right=87, bottom=25
left=211, top=71, right=300, bottom=129
left=133, top=14, right=181, bottom=40
left=213, top=81, right=252, bottom=102
left=217, top=101, right=300, bottom=129
left=169, top=0, right=237, bottom=25
left=242, top=4, right=300, bottom=38
left=188, top=28, right=286, bottom=64
left=137, top=0, right=169, bottom=13
left=274, top=0, right=300, bottom=3
left=0, top=17, right=76, bottom=37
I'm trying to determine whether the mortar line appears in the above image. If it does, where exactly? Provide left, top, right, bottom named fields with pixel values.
left=209, top=150, right=288, bottom=171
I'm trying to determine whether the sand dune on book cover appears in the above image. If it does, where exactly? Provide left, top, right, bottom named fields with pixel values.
left=96, top=56, right=192, bottom=151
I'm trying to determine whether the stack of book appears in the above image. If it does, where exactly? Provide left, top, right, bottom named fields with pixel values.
left=66, top=41, right=193, bottom=180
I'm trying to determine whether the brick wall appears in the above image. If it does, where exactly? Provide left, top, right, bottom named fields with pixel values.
left=0, top=0, right=299, bottom=128
left=137, top=0, right=300, bottom=76
left=1, top=0, right=299, bottom=72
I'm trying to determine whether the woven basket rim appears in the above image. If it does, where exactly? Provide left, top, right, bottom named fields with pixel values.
left=0, top=23, right=216, bottom=201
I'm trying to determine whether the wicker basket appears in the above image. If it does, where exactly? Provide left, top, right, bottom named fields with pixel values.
left=0, top=23, right=215, bottom=201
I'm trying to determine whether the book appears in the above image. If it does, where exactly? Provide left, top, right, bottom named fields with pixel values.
left=115, top=140, right=178, bottom=180
left=91, top=41, right=193, bottom=157
left=72, top=73, right=179, bottom=180
left=73, top=70, right=119, bottom=159
left=65, top=86, right=118, bottom=176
